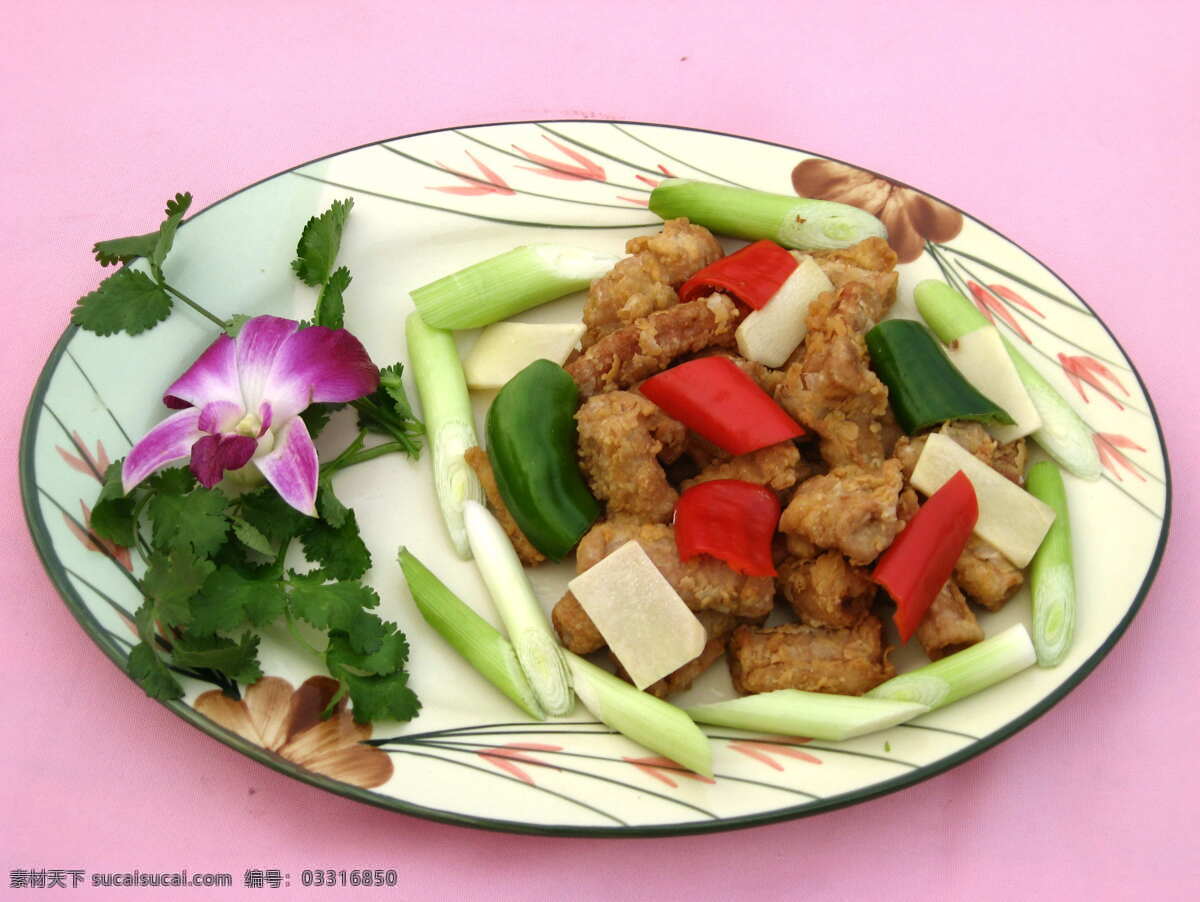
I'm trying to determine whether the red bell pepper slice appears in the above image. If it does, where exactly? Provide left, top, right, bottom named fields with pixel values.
left=675, top=479, right=779, bottom=577
left=639, top=356, right=804, bottom=456
left=677, top=240, right=797, bottom=309
left=872, top=471, right=979, bottom=643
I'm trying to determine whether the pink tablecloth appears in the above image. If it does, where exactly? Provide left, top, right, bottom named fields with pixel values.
left=4, top=2, right=1196, bottom=898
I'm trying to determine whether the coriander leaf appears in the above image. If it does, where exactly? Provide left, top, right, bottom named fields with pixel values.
left=316, top=481, right=349, bottom=529
left=338, top=669, right=421, bottom=724
left=354, top=363, right=424, bottom=457
left=71, top=268, right=173, bottom=337
left=148, top=486, right=230, bottom=558
left=127, top=642, right=185, bottom=700
left=150, top=192, right=193, bottom=272
left=147, top=466, right=196, bottom=496
left=291, top=198, right=354, bottom=286
left=300, top=509, right=371, bottom=580
left=237, top=486, right=312, bottom=546
left=327, top=621, right=410, bottom=676
left=379, top=363, right=417, bottom=421
left=300, top=401, right=339, bottom=439
left=142, top=548, right=216, bottom=627
left=230, top=516, right=274, bottom=556
left=189, top=566, right=287, bottom=635
left=287, top=577, right=379, bottom=632
left=93, top=230, right=160, bottom=267
left=89, top=462, right=137, bottom=547
left=314, top=265, right=351, bottom=329
left=171, top=632, right=263, bottom=686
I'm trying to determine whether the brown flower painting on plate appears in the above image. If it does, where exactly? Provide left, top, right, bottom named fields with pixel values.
left=792, top=159, right=963, bottom=263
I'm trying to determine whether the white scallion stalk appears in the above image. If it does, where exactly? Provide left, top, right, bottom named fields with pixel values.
left=1025, top=460, right=1076, bottom=666
left=866, top=624, right=1037, bottom=710
left=914, top=279, right=1101, bottom=480
left=684, top=690, right=928, bottom=742
left=405, top=312, right=486, bottom=559
left=648, top=179, right=887, bottom=250
left=564, top=651, right=713, bottom=777
left=463, top=500, right=573, bottom=716
left=398, top=547, right=545, bottom=720
left=410, top=244, right=621, bottom=330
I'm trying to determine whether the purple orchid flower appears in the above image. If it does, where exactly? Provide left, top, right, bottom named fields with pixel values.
left=122, top=315, right=380, bottom=515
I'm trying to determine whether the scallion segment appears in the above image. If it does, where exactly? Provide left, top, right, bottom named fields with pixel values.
left=914, top=279, right=1101, bottom=480
left=866, top=624, right=1036, bottom=710
left=462, top=500, right=574, bottom=716
left=405, top=312, right=486, bottom=558
left=684, top=690, right=928, bottom=742
left=564, top=651, right=713, bottom=777
left=398, top=547, right=545, bottom=720
left=1025, top=460, right=1076, bottom=667
left=648, top=179, right=887, bottom=250
left=410, top=244, right=621, bottom=330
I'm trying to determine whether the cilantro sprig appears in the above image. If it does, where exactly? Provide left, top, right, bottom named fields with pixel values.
left=81, top=195, right=424, bottom=725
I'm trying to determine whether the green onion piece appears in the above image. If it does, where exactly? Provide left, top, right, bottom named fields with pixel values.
left=410, top=244, right=621, bottom=330
left=462, top=500, right=573, bottom=716
left=1025, top=460, right=1076, bottom=666
left=648, top=178, right=887, bottom=250
left=405, top=312, right=486, bottom=558
left=684, top=690, right=928, bottom=742
left=563, top=651, right=713, bottom=777
left=866, top=624, right=1036, bottom=710
left=398, top=547, right=545, bottom=720
left=914, top=280, right=1102, bottom=480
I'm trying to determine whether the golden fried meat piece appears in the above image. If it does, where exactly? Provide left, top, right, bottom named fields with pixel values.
left=582, top=218, right=722, bottom=346
left=576, top=392, right=686, bottom=524
left=464, top=446, right=546, bottom=567
left=954, top=534, right=1024, bottom=611
left=915, top=578, right=984, bottom=661
left=778, top=460, right=906, bottom=566
left=565, top=293, right=741, bottom=397
left=776, top=285, right=893, bottom=467
left=681, top=441, right=809, bottom=498
left=808, top=237, right=899, bottom=314
left=551, top=590, right=605, bottom=655
left=778, top=551, right=877, bottom=629
left=728, top=617, right=894, bottom=696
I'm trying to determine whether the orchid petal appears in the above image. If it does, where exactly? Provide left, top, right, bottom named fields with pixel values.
left=163, top=333, right=242, bottom=409
left=189, top=433, right=259, bottom=488
left=235, top=316, right=301, bottom=412
left=197, top=400, right=245, bottom=435
left=253, top=417, right=319, bottom=516
left=262, top=326, right=380, bottom=422
left=122, top=407, right=204, bottom=492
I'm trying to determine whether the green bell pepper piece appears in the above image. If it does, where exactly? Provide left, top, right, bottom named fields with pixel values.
left=866, top=319, right=1014, bottom=435
left=485, top=359, right=600, bottom=560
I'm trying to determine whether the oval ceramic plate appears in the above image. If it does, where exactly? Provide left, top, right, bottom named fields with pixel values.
left=21, top=122, right=1170, bottom=836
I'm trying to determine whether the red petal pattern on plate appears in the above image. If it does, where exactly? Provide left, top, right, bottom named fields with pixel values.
left=1059, top=353, right=1130, bottom=409
left=475, top=743, right=563, bottom=785
left=512, top=136, right=606, bottom=181
left=623, top=756, right=717, bottom=787
left=1094, top=432, right=1148, bottom=482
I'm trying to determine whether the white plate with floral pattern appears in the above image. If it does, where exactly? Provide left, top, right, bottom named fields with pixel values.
left=20, top=122, right=1170, bottom=835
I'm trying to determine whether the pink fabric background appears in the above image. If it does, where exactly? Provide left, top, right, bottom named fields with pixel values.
left=4, top=1, right=1196, bottom=898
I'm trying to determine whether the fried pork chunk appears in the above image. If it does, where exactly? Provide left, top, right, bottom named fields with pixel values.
left=916, top=578, right=984, bottom=661
left=576, top=392, right=686, bottom=523
left=778, top=459, right=906, bottom=566
left=550, top=520, right=775, bottom=654
left=681, top=440, right=809, bottom=498
left=776, top=282, right=893, bottom=467
left=893, top=422, right=1026, bottom=486
left=728, top=617, right=894, bottom=696
left=808, top=237, right=899, bottom=312
left=565, top=293, right=741, bottom=397
left=582, top=218, right=723, bottom=346
left=464, top=447, right=546, bottom=567
left=612, top=611, right=740, bottom=699
left=778, top=551, right=877, bottom=629
left=954, top=535, right=1023, bottom=610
